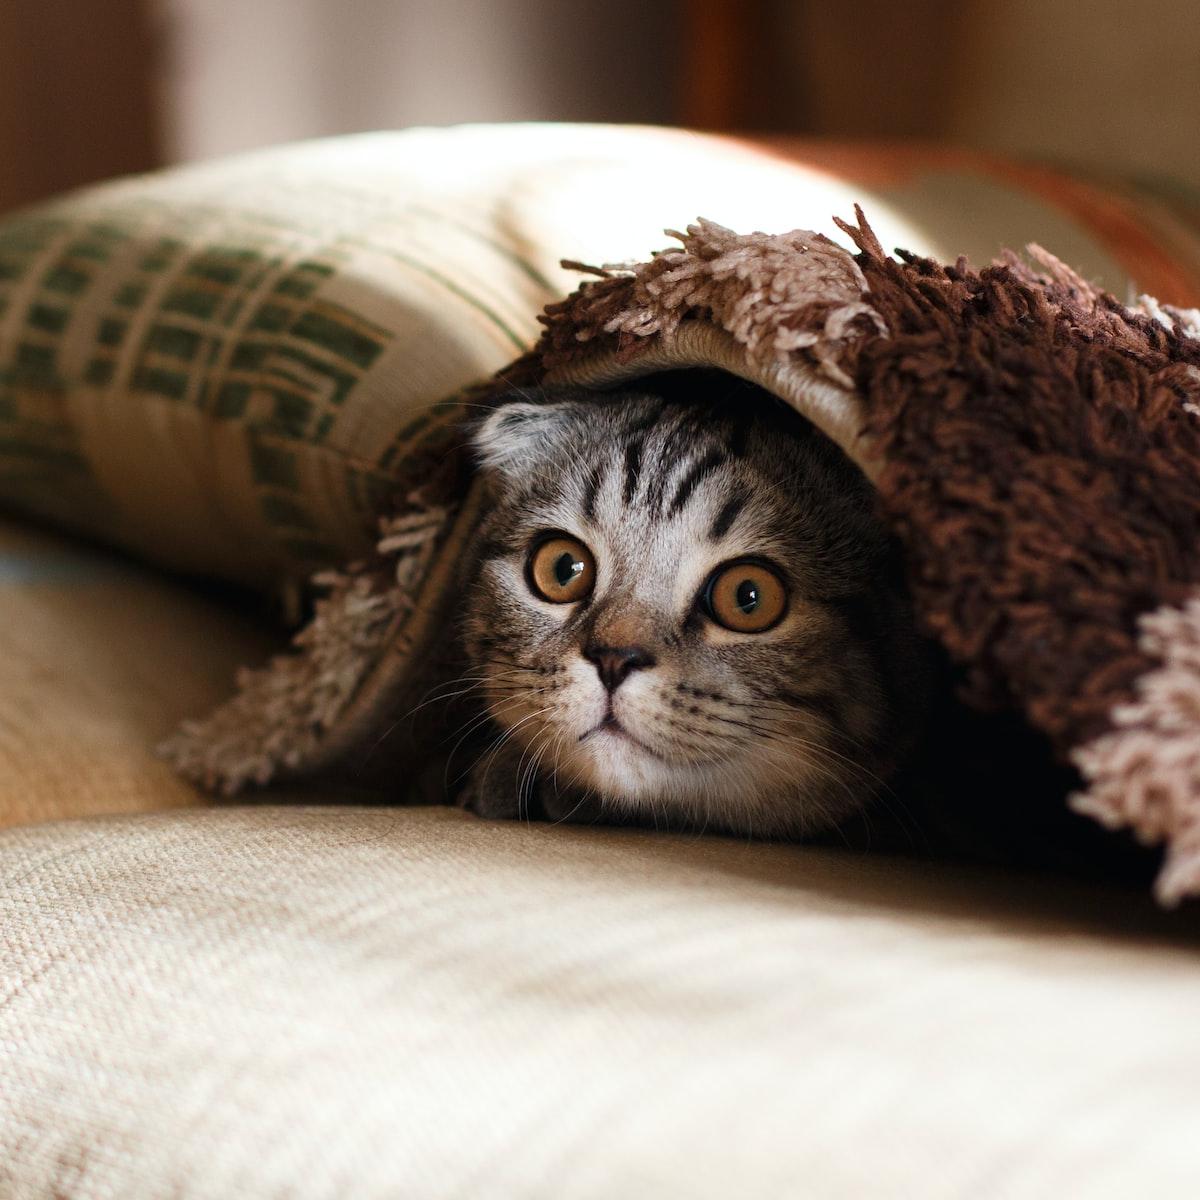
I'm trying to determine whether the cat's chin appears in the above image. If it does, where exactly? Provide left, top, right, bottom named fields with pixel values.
left=573, top=723, right=692, bottom=796
left=578, top=719, right=669, bottom=763
left=573, top=724, right=761, bottom=813
left=573, top=729, right=862, bottom=838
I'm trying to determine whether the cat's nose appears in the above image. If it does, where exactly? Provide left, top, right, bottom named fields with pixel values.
left=583, top=644, right=656, bottom=692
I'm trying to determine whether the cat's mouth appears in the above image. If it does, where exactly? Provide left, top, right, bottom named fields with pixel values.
left=578, top=714, right=667, bottom=762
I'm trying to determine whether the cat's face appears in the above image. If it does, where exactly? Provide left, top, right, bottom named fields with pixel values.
left=463, top=386, right=925, bottom=837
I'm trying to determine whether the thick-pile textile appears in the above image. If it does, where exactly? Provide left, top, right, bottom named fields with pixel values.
left=171, top=210, right=1200, bottom=902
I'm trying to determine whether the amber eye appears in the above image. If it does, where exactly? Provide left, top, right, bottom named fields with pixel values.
left=527, top=535, right=596, bottom=604
left=702, top=560, right=788, bottom=632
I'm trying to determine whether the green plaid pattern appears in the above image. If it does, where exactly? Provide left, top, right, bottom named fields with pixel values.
left=0, top=158, right=552, bottom=584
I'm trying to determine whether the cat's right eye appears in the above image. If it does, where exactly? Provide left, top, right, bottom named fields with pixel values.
left=527, top=534, right=596, bottom=604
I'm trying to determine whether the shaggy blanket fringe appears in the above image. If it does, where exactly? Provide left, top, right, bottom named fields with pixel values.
left=549, top=219, right=887, bottom=388
left=166, top=206, right=1200, bottom=903
left=160, top=498, right=450, bottom=794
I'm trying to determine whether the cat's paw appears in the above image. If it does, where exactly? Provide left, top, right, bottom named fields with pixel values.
left=455, top=747, right=602, bottom=826
left=456, top=772, right=523, bottom=820
left=455, top=749, right=526, bottom=820
left=536, top=788, right=605, bottom=826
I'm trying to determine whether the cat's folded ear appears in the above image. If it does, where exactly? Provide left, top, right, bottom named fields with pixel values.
left=471, top=392, right=588, bottom=476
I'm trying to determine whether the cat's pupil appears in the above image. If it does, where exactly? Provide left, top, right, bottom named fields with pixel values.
left=555, top=552, right=583, bottom=587
left=735, top=579, right=759, bottom=613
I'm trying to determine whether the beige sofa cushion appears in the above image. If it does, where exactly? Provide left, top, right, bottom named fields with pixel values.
left=2, top=805, right=1198, bottom=1198
left=0, top=124, right=920, bottom=590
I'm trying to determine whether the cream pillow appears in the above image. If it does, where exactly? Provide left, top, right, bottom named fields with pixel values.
left=0, top=124, right=924, bottom=590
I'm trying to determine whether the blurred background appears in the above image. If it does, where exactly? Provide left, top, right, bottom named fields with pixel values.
left=1, top=0, right=1197, bottom=215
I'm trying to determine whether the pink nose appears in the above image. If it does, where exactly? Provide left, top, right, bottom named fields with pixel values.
left=583, top=644, right=656, bottom=692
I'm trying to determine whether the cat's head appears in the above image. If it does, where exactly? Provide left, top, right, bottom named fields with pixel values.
left=463, top=384, right=927, bottom=836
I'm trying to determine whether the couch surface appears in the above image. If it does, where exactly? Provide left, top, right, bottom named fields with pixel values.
left=3, top=803, right=1199, bottom=1199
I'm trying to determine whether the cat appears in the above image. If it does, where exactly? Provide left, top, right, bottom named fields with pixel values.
left=450, top=380, right=931, bottom=840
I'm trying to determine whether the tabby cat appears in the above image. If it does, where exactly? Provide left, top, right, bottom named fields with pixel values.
left=452, top=381, right=929, bottom=838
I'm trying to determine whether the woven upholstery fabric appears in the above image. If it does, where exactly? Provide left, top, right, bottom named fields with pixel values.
left=3, top=805, right=1199, bottom=1199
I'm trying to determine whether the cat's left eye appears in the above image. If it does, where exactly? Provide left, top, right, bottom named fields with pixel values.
left=702, top=560, right=788, bottom=633
left=527, top=534, right=596, bottom=604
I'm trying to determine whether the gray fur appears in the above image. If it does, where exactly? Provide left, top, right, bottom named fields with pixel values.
left=456, top=383, right=928, bottom=838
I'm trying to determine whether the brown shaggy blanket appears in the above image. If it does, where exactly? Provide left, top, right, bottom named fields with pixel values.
left=168, top=209, right=1200, bottom=904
